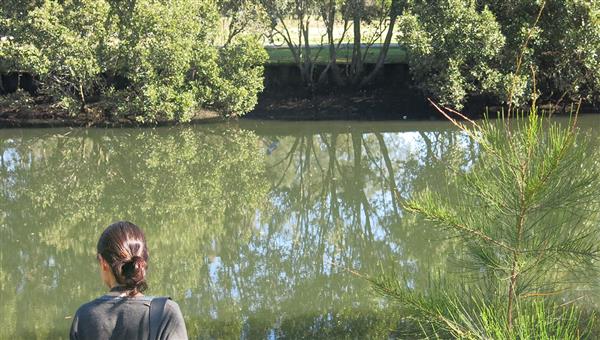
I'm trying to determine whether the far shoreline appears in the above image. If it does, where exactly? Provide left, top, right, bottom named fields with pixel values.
left=0, top=97, right=595, bottom=129
left=2, top=62, right=597, bottom=128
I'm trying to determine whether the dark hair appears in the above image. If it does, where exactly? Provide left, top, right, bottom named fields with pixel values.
left=97, top=221, right=148, bottom=296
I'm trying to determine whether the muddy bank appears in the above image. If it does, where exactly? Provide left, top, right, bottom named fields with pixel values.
left=0, top=98, right=224, bottom=128
left=247, top=63, right=598, bottom=120
left=248, top=87, right=435, bottom=120
left=1, top=63, right=598, bottom=127
left=247, top=88, right=598, bottom=121
left=248, top=63, right=437, bottom=120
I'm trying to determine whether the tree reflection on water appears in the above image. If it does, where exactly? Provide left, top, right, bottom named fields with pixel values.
left=0, top=122, right=476, bottom=339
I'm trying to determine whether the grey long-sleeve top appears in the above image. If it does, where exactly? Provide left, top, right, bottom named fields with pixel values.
left=70, top=295, right=188, bottom=340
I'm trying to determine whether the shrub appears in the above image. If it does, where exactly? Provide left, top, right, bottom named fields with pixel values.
left=397, top=0, right=507, bottom=109
left=487, top=0, right=600, bottom=107
left=0, top=0, right=267, bottom=121
left=212, top=37, right=267, bottom=116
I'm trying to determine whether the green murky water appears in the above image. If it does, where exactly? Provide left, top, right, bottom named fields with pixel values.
left=1, top=117, right=599, bottom=339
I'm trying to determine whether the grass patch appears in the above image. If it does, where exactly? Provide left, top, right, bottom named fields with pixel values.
left=266, top=45, right=407, bottom=65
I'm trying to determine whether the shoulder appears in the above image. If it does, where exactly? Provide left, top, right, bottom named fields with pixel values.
left=161, top=299, right=185, bottom=324
left=164, top=299, right=183, bottom=315
left=158, top=299, right=188, bottom=340
left=70, top=297, right=115, bottom=340
left=147, top=297, right=185, bottom=323
left=74, top=297, right=108, bottom=318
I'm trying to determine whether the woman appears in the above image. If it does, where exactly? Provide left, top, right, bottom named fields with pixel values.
left=70, top=221, right=188, bottom=340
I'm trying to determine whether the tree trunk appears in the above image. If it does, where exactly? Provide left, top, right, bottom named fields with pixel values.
left=327, top=40, right=344, bottom=86
left=360, top=12, right=398, bottom=87
left=295, top=12, right=315, bottom=89
left=318, top=0, right=344, bottom=86
left=350, top=0, right=363, bottom=83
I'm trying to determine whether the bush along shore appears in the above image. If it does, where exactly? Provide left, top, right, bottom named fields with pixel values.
left=2, top=62, right=598, bottom=127
left=1, top=0, right=600, bottom=126
left=0, top=0, right=267, bottom=127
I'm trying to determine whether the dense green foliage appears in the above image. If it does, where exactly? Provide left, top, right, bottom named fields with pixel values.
left=254, top=0, right=600, bottom=108
left=487, top=0, right=600, bottom=107
left=0, top=0, right=267, bottom=121
left=397, top=1, right=507, bottom=109
left=2, top=0, right=600, bottom=117
left=374, top=107, right=600, bottom=337
left=397, top=0, right=600, bottom=108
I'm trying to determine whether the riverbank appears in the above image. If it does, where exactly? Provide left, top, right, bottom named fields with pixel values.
left=0, top=108, right=225, bottom=128
left=247, top=89, right=599, bottom=121
left=1, top=91, right=596, bottom=128
left=0, top=95, right=225, bottom=128
left=1, top=62, right=598, bottom=128
left=247, top=87, right=429, bottom=121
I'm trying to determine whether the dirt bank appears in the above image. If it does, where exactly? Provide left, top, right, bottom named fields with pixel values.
left=1, top=63, right=597, bottom=127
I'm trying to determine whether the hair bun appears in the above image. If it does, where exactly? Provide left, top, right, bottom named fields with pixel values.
left=130, top=255, right=145, bottom=269
left=121, top=255, right=147, bottom=290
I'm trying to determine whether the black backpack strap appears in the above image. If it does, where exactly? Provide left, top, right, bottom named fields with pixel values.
left=149, top=297, right=170, bottom=340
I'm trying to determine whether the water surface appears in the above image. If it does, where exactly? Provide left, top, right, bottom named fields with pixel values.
left=1, top=117, right=599, bottom=339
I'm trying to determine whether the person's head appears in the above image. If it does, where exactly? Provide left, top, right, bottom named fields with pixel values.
left=96, top=221, right=148, bottom=296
